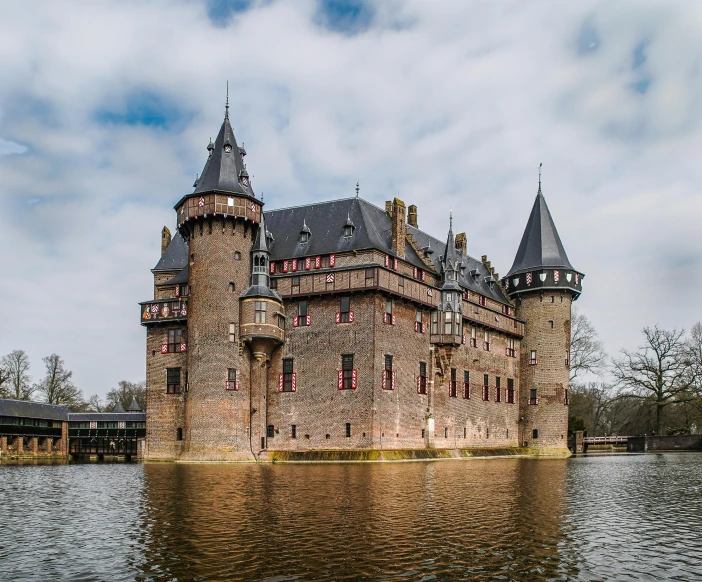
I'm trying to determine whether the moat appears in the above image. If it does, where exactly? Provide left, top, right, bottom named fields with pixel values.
left=1, top=454, right=701, bottom=581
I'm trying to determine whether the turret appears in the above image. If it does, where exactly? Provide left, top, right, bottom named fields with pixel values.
left=502, top=170, right=583, bottom=454
left=431, top=214, right=463, bottom=346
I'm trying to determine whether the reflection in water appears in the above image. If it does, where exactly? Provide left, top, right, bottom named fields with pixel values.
left=1, top=455, right=702, bottom=581
left=141, top=459, right=575, bottom=581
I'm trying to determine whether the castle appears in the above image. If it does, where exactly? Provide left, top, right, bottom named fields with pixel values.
left=140, top=103, right=583, bottom=461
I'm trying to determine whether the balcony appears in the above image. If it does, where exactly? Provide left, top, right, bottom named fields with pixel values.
left=140, top=298, right=188, bottom=325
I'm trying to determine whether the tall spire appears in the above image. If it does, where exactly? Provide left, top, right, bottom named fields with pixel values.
left=225, top=81, right=229, bottom=120
left=441, top=211, right=461, bottom=290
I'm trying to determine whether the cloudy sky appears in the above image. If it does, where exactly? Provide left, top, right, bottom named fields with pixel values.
left=1, top=0, right=701, bottom=399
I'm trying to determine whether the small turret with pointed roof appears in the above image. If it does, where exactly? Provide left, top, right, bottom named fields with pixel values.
left=440, top=212, right=462, bottom=291
left=242, top=212, right=281, bottom=300
left=112, top=401, right=126, bottom=413
left=127, top=397, right=143, bottom=413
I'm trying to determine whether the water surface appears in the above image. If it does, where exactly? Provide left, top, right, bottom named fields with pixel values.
left=1, top=454, right=701, bottom=581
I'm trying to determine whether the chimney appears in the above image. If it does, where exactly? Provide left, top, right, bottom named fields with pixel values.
left=408, top=205, right=418, bottom=228
left=391, top=197, right=406, bottom=258
left=161, top=226, right=172, bottom=256
left=385, top=201, right=393, bottom=217
left=455, top=232, right=467, bottom=255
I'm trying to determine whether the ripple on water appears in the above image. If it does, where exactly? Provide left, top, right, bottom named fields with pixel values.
left=1, top=454, right=701, bottom=581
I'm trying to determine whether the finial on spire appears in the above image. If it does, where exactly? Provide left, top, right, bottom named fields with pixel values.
left=355, top=181, right=360, bottom=197
left=225, top=81, right=229, bottom=119
left=538, top=162, right=542, bottom=194
left=449, top=208, right=453, bottom=231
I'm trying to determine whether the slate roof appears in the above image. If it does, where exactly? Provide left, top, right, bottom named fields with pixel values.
left=153, top=232, right=188, bottom=273
left=192, top=112, right=255, bottom=198
left=157, top=265, right=189, bottom=286
left=506, top=189, right=576, bottom=277
left=112, top=402, right=126, bottom=413
left=68, top=412, right=146, bottom=422
left=153, top=197, right=510, bottom=305
left=127, top=398, right=143, bottom=412
left=0, top=399, right=69, bottom=421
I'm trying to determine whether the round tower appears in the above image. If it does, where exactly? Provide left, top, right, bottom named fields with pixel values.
left=502, top=175, right=583, bottom=454
left=174, top=100, right=263, bottom=460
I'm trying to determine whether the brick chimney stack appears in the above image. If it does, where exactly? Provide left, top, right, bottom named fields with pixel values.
left=161, top=226, right=172, bottom=256
left=390, top=198, right=406, bottom=258
left=385, top=201, right=393, bottom=216
left=455, top=232, right=466, bottom=255
left=408, top=205, right=418, bottom=228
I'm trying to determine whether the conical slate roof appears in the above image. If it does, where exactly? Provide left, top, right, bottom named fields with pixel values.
left=506, top=188, right=574, bottom=277
left=127, top=397, right=143, bottom=412
left=193, top=111, right=254, bottom=197
left=252, top=211, right=269, bottom=254
left=112, top=402, right=126, bottom=413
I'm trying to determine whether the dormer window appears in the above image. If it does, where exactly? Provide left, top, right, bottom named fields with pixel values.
left=300, top=232, right=310, bottom=243
left=343, top=225, right=353, bottom=237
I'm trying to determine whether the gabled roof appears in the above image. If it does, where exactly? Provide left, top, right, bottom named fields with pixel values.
left=506, top=188, right=575, bottom=277
left=193, top=113, right=254, bottom=197
left=0, top=398, right=69, bottom=421
left=153, top=232, right=188, bottom=272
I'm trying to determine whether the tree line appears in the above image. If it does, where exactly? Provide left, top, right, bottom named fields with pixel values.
left=569, top=310, right=702, bottom=436
left=0, top=350, right=145, bottom=412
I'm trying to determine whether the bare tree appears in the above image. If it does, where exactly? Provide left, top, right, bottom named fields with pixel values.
left=0, top=350, right=33, bottom=400
left=35, top=354, right=84, bottom=408
left=612, top=326, right=694, bottom=435
left=0, top=364, right=9, bottom=397
left=86, top=394, right=106, bottom=412
left=570, top=307, right=606, bottom=382
left=106, top=380, right=146, bottom=411
left=569, top=382, right=614, bottom=435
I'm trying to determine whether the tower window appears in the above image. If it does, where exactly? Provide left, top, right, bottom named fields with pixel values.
left=532, top=429, right=539, bottom=439
left=277, top=314, right=285, bottom=329
left=385, top=355, right=393, bottom=373
left=483, top=330, right=490, bottom=351
left=530, top=388, right=538, bottom=405
left=345, top=423, right=351, bottom=438
left=444, top=311, right=453, bottom=335
left=234, top=252, right=241, bottom=260
left=463, top=370, right=470, bottom=399
left=507, top=378, right=515, bottom=403
left=176, top=428, right=183, bottom=441
left=228, top=368, right=237, bottom=383
left=551, top=296, right=555, bottom=303
left=478, top=295, right=487, bottom=307
left=166, top=368, right=181, bottom=394
left=445, top=427, right=448, bottom=438
left=342, top=354, right=354, bottom=390
left=431, top=311, right=438, bottom=335
left=549, top=320, right=554, bottom=329
left=529, top=350, right=537, bottom=365
left=291, top=425, right=297, bottom=439
left=228, top=282, right=235, bottom=292
left=418, top=362, right=428, bottom=394
left=297, top=301, right=309, bottom=326
left=229, top=323, right=236, bottom=342
left=482, top=374, right=489, bottom=401
left=283, top=358, right=294, bottom=392
left=339, top=296, right=351, bottom=323
left=471, top=326, right=477, bottom=347
left=495, top=376, right=501, bottom=402
left=292, top=276, right=300, bottom=293
left=384, top=299, right=394, bottom=324
left=255, top=301, right=267, bottom=323
left=449, top=368, right=457, bottom=398
left=167, top=329, right=183, bottom=353
left=267, top=425, right=275, bottom=438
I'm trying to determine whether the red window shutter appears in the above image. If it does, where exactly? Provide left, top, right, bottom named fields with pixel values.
left=413, top=267, right=418, bottom=278
left=306, top=314, right=311, bottom=326
left=383, top=312, right=388, bottom=324
left=180, top=342, right=187, bottom=353
left=417, top=377, right=421, bottom=393
left=352, top=369, right=357, bottom=389
left=270, top=262, right=276, bottom=274
left=283, top=260, right=289, bottom=273
left=414, top=321, right=419, bottom=332
left=315, top=256, right=321, bottom=268
left=391, top=314, right=396, bottom=325
left=278, top=374, right=284, bottom=392
left=393, top=258, right=398, bottom=270
left=421, top=270, right=425, bottom=282
left=329, top=254, right=336, bottom=267
left=349, top=311, right=354, bottom=322
left=422, top=322, right=426, bottom=334
left=293, top=316, right=299, bottom=327
left=382, top=369, right=386, bottom=390
left=225, top=381, right=230, bottom=390
left=336, top=312, right=341, bottom=324
left=462, top=334, right=466, bottom=345
left=305, top=257, right=311, bottom=270
left=392, top=371, right=396, bottom=390
left=385, top=255, right=390, bottom=267
left=175, top=285, right=180, bottom=297
left=291, top=372, right=297, bottom=392
left=160, top=344, right=168, bottom=354
left=292, top=259, right=298, bottom=272
left=338, top=370, right=343, bottom=390
left=235, top=381, right=240, bottom=391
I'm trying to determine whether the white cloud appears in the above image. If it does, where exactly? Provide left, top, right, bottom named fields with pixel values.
left=1, top=0, right=701, bottom=395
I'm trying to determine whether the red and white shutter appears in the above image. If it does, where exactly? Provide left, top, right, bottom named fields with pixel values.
left=283, top=260, right=289, bottom=273
left=383, top=312, right=388, bottom=324
left=338, top=370, right=343, bottom=390
left=235, top=381, right=240, bottom=391
left=382, top=369, right=386, bottom=390
left=421, top=270, right=426, bottom=282
left=293, top=316, right=299, bottom=327
left=393, top=258, right=398, bottom=270
left=413, top=267, right=418, bottom=279
left=278, top=374, right=284, bottom=392
left=270, top=262, right=276, bottom=274
left=391, top=371, right=396, bottom=390
left=348, top=311, right=354, bottom=322
left=175, top=285, right=180, bottom=297
left=306, top=314, right=311, bottom=326
left=336, top=312, right=341, bottom=324
left=385, top=255, right=390, bottom=267
left=292, top=259, right=298, bottom=272
left=160, top=344, right=168, bottom=354
left=180, top=342, right=187, bottom=353
left=422, top=323, right=426, bottom=333
left=329, top=254, right=336, bottom=267
left=305, top=257, right=311, bottom=270
left=462, top=334, right=466, bottom=345
left=291, top=373, right=297, bottom=392
left=315, top=256, right=321, bottom=268
left=391, top=314, right=396, bottom=325
left=352, top=369, right=357, bottom=389
left=414, top=321, right=419, bottom=332
left=417, top=377, right=421, bottom=393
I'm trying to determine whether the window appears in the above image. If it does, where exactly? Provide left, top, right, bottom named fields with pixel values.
left=463, top=370, right=470, bottom=399
left=532, top=429, right=539, bottom=439
left=229, top=323, right=236, bottom=342
left=444, top=311, right=453, bottom=335
left=565, top=350, right=570, bottom=367
left=506, top=337, right=516, bottom=357
left=345, top=423, right=351, bottom=438
left=398, top=277, right=404, bottom=292
left=177, top=428, right=183, bottom=441
left=470, top=327, right=477, bottom=347
left=167, top=368, right=181, bottom=394
left=483, top=330, right=490, bottom=351
left=234, top=251, right=241, bottom=260
left=482, top=374, right=489, bottom=401
left=530, top=388, right=538, bottom=405
left=551, top=296, right=555, bottom=303
left=529, top=350, right=537, bottom=365
left=449, top=368, right=457, bottom=398
left=496, top=377, right=501, bottom=402
left=507, top=378, right=515, bottom=404
left=344, top=224, right=353, bottom=237
left=418, top=362, right=428, bottom=395
left=549, top=320, right=554, bottom=329
left=342, top=354, right=354, bottom=390
left=270, top=278, right=278, bottom=289
left=300, top=231, right=309, bottom=243
left=228, top=368, right=237, bottom=383
left=228, top=282, right=235, bottom=292
left=339, top=296, right=351, bottom=323
left=292, top=276, right=300, bottom=293
left=277, top=314, right=285, bottom=329
left=255, top=301, right=267, bottom=323
left=167, top=329, right=182, bottom=353
left=384, top=299, right=394, bottom=324
left=385, top=355, right=393, bottom=374
left=365, top=268, right=375, bottom=285
left=267, top=425, right=275, bottom=438
left=415, top=309, right=424, bottom=333
left=291, top=425, right=297, bottom=439
left=297, top=301, right=309, bottom=326
left=283, top=359, right=294, bottom=392
left=431, top=311, right=438, bottom=334
left=445, top=427, right=448, bottom=438
left=502, top=305, right=511, bottom=315
left=479, top=295, right=487, bottom=307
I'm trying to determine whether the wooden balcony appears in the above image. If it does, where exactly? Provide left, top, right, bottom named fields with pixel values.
left=139, top=298, right=188, bottom=326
